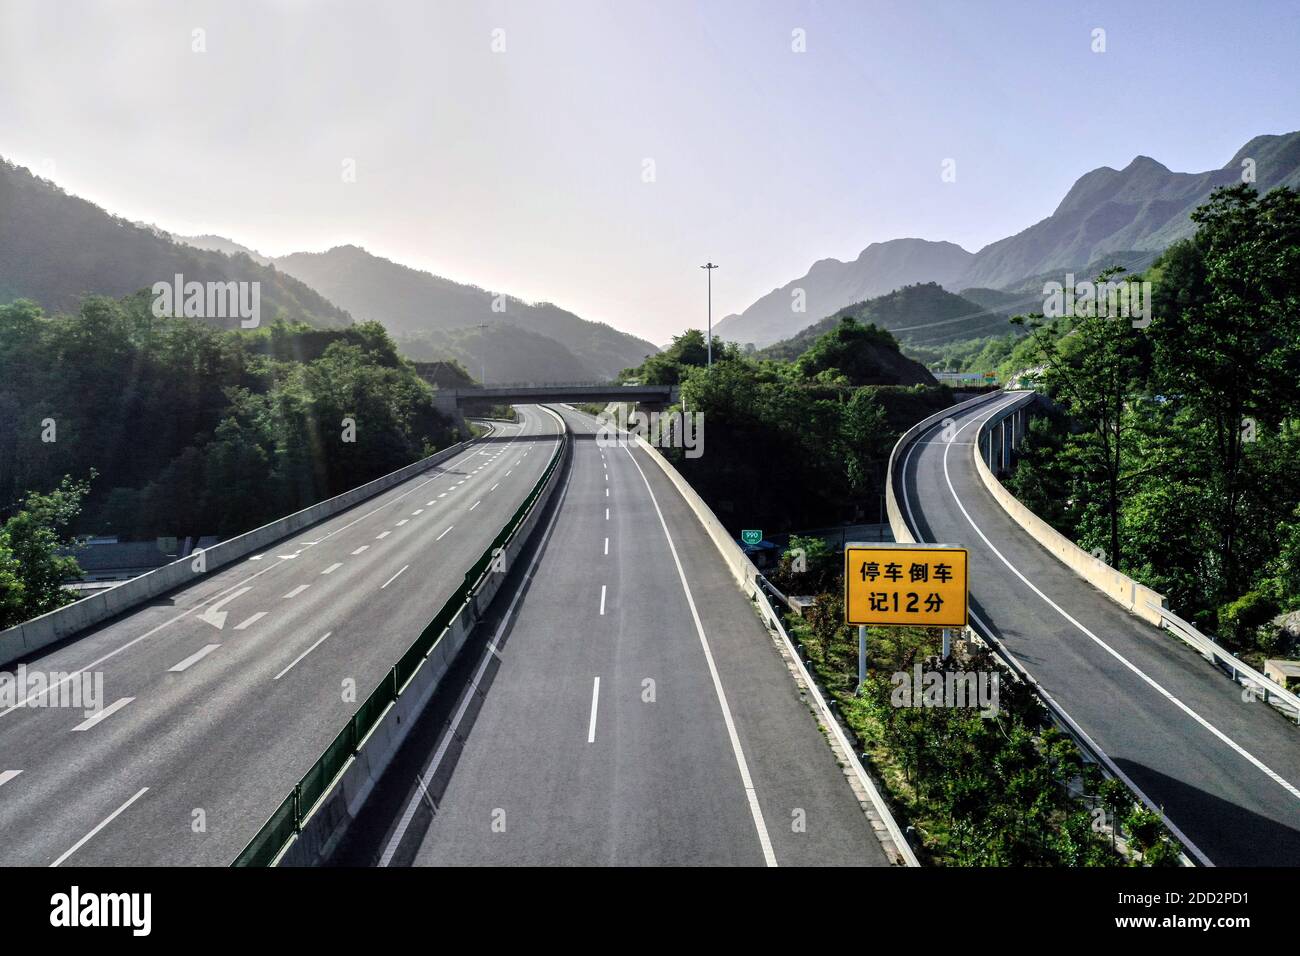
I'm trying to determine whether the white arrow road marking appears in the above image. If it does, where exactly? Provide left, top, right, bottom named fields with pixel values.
left=169, top=644, right=221, bottom=672
left=50, top=787, right=150, bottom=867
left=72, top=697, right=133, bottom=732
left=200, top=586, right=251, bottom=629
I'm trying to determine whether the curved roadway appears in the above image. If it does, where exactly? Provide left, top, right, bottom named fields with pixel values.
left=900, top=394, right=1300, bottom=866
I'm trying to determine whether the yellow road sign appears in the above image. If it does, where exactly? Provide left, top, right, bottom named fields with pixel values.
left=844, top=543, right=968, bottom=627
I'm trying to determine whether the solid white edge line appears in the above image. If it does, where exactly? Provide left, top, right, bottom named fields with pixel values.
left=938, top=406, right=1300, bottom=804
left=898, top=399, right=1224, bottom=863
left=0, top=423, right=514, bottom=718
left=378, top=404, right=569, bottom=866
left=50, top=787, right=150, bottom=867
left=622, top=444, right=778, bottom=867
left=587, top=676, right=600, bottom=743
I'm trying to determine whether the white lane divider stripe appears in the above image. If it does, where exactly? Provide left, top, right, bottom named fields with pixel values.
left=273, top=632, right=332, bottom=681
left=72, top=697, right=133, bottom=732
left=50, top=787, right=149, bottom=867
left=604, top=537, right=609, bottom=555
left=0, top=770, right=23, bottom=788
left=169, top=643, right=221, bottom=672
left=622, top=443, right=778, bottom=867
left=321, top=562, right=343, bottom=575
left=351, top=546, right=369, bottom=555
left=587, top=677, right=600, bottom=743
left=283, top=584, right=310, bottom=599
left=470, top=501, right=481, bottom=511
left=436, top=526, right=453, bottom=540
left=376, top=531, right=391, bottom=540
left=599, top=585, right=607, bottom=615
left=412, top=509, right=424, bottom=516
left=378, top=418, right=572, bottom=867
left=395, top=519, right=409, bottom=527
left=233, top=612, right=266, bottom=631
left=381, top=565, right=409, bottom=589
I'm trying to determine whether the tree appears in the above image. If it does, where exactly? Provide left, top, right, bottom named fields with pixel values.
left=1153, top=185, right=1300, bottom=601
left=0, top=475, right=91, bottom=627
left=1012, top=268, right=1147, bottom=568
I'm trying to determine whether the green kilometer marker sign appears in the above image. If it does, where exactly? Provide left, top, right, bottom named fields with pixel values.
left=740, top=529, right=762, bottom=546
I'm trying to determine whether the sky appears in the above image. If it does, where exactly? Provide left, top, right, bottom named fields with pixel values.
left=1, top=0, right=1298, bottom=344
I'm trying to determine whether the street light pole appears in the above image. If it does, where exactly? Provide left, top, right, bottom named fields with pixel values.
left=700, top=261, right=718, bottom=369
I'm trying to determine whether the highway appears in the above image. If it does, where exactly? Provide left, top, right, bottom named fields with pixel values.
left=339, top=405, right=892, bottom=866
left=900, top=395, right=1300, bottom=866
left=0, top=406, right=563, bottom=866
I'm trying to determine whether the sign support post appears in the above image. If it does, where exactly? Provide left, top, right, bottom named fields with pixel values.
left=857, top=624, right=867, bottom=695
left=942, top=627, right=951, bottom=660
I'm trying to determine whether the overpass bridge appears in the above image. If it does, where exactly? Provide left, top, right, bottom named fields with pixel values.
left=431, top=383, right=678, bottom=415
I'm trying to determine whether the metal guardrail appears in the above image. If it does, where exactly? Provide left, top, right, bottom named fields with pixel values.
left=1147, top=602, right=1300, bottom=723
left=884, top=390, right=1201, bottom=865
left=232, top=420, right=570, bottom=866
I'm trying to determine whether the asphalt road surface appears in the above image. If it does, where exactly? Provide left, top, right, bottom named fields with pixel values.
left=900, top=394, right=1300, bottom=866
left=341, top=404, right=891, bottom=866
left=0, top=406, right=562, bottom=865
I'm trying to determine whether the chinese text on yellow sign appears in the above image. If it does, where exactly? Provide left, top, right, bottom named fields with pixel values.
left=844, top=544, right=968, bottom=627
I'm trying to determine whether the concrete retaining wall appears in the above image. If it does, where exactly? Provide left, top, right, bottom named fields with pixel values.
left=886, top=391, right=1010, bottom=544
left=275, top=409, right=570, bottom=866
left=629, top=433, right=918, bottom=867
left=970, top=394, right=1168, bottom=626
left=0, top=433, right=492, bottom=669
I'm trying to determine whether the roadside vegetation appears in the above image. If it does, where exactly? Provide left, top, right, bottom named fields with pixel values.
left=0, top=293, right=461, bottom=626
left=768, top=541, right=1184, bottom=867
left=619, top=321, right=953, bottom=532
left=1001, top=184, right=1300, bottom=665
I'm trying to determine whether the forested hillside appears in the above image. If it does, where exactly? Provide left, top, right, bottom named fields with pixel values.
left=0, top=159, right=352, bottom=328
left=1004, top=184, right=1300, bottom=663
left=620, top=322, right=951, bottom=531
left=0, top=294, right=459, bottom=546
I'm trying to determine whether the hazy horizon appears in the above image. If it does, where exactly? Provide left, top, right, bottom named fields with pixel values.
left=2, top=0, right=1298, bottom=342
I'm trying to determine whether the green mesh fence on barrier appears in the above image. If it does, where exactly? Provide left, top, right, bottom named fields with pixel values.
left=232, top=426, right=568, bottom=866
left=232, top=789, right=299, bottom=867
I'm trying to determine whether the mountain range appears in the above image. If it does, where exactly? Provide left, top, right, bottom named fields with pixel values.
left=0, top=160, right=351, bottom=329
left=716, top=130, right=1300, bottom=347
left=0, top=159, right=655, bottom=381
left=269, top=245, right=658, bottom=381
